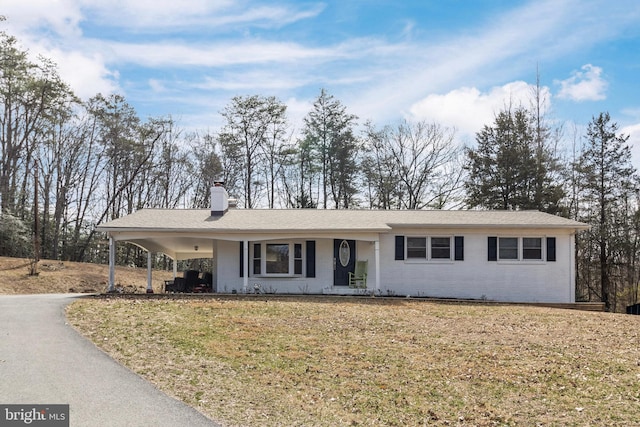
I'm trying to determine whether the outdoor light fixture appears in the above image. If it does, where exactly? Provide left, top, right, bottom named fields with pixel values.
left=194, top=245, right=199, bottom=251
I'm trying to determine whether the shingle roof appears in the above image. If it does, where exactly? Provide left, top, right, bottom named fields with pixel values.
left=97, top=208, right=589, bottom=233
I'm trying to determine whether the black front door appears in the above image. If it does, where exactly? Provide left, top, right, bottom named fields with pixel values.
left=334, top=239, right=356, bottom=286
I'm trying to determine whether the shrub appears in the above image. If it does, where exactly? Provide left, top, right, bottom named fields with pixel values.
left=0, top=212, right=31, bottom=257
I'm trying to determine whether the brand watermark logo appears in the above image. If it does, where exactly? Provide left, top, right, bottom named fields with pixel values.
left=0, top=405, right=68, bottom=427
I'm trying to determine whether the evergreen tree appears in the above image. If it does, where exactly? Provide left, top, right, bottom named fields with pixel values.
left=576, top=112, right=636, bottom=311
left=465, top=106, right=563, bottom=212
left=303, top=89, right=358, bottom=209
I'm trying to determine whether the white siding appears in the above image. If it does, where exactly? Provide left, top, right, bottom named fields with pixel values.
left=213, top=228, right=576, bottom=302
left=215, top=239, right=335, bottom=294
left=379, top=228, right=575, bottom=302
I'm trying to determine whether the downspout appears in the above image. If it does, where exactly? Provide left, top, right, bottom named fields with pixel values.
left=374, top=238, right=380, bottom=295
left=570, top=232, right=576, bottom=303
left=243, top=239, right=249, bottom=293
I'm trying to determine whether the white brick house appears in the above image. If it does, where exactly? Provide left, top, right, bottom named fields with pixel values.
left=98, top=186, right=588, bottom=302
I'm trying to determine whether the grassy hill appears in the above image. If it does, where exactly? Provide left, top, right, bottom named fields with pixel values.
left=67, top=296, right=640, bottom=426
left=0, top=256, right=172, bottom=294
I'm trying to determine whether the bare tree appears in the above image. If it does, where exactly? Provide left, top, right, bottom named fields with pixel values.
left=0, top=33, right=72, bottom=216
left=367, top=120, right=461, bottom=210
left=189, top=131, right=224, bottom=208
left=260, top=110, right=289, bottom=208
left=281, top=136, right=319, bottom=209
left=145, top=118, right=193, bottom=209
left=219, top=95, right=287, bottom=208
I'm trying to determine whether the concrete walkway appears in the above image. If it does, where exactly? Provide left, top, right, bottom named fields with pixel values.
left=0, top=294, right=220, bottom=427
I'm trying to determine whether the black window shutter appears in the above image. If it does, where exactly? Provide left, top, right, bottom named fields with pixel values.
left=306, top=240, right=316, bottom=278
left=488, top=237, right=497, bottom=261
left=239, top=241, right=244, bottom=277
left=547, top=237, right=556, bottom=262
left=454, top=236, right=464, bottom=261
left=395, top=236, right=405, bottom=260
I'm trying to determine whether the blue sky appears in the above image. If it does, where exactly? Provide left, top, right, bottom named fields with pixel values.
left=3, top=0, right=640, bottom=161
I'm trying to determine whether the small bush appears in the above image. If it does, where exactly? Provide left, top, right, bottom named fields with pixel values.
left=0, top=212, right=31, bottom=258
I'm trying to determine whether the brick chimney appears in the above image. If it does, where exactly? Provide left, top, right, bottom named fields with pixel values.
left=211, top=181, right=228, bottom=216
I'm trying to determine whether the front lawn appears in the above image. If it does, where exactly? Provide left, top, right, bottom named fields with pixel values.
left=67, top=297, right=640, bottom=426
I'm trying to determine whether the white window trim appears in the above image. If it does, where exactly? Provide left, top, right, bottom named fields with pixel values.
left=251, top=241, right=305, bottom=277
left=405, top=236, right=453, bottom=263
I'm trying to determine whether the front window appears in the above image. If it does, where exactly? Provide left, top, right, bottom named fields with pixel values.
left=523, top=238, right=542, bottom=260
left=266, top=244, right=289, bottom=274
left=499, top=237, right=518, bottom=260
left=407, top=237, right=427, bottom=258
left=431, top=237, right=451, bottom=259
left=406, top=236, right=452, bottom=260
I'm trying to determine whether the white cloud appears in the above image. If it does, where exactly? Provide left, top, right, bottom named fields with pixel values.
left=622, top=108, right=640, bottom=119
left=555, top=64, right=608, bottom=101
left=3, top=0, right=324, bottom=35
left=103, top=39, right=338, bottom=68
left=408, top=81, right=549, bottom=141
left=50, top=49, right=120, bottom=99
left=2, top=0, right=83, bottom=37
left=283, top=97, right=313, bottom=134
left=203, top=3, right=326, bottom=29
left=7, top=35, right=121, bottom=100
left=80, top=0, right=227, bottom=26
left=76, top=0, right=324, bottom=31
left=1, top=0, right=329, bottom=103
left=3, top=0, right=638, bottom=136
left=3, top=1, right=119, bottom=100
left=148, top=79, right=167, bottom=93
left=621, top=122, right=640, bottom=167
left=346, top=0, right=595, bottom=125
left=198, top=73, right=306, bottom=91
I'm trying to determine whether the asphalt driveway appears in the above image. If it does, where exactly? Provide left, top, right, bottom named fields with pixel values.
left=0, top=294, right=220, bottom=427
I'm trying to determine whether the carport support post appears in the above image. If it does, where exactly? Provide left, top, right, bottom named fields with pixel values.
left=146, top=251, right=153, bottom=293
left=108, top=236, right=115, bottom=292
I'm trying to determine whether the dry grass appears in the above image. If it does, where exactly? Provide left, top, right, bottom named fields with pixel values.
left=2, top=256, right=638, bottom=426
left=67, top=296, right=640, bottom=426
left=0, top=256, right=172, bottom=294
